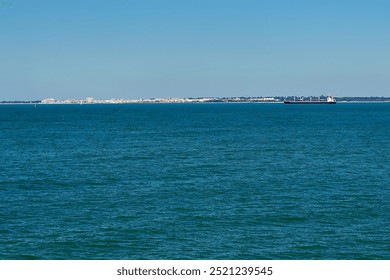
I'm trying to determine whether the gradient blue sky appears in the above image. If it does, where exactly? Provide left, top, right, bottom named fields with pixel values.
left=1, top=0, right=389, bottom=100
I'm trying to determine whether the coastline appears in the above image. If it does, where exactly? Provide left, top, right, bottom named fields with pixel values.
left=1, top=97, right=390, bottom=105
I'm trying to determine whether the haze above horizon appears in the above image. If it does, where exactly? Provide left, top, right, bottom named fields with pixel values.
left=1, top=0, right=390, bottom=100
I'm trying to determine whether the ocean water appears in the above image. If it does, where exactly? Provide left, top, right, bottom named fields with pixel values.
left=0, top=103, right=389, bottom=260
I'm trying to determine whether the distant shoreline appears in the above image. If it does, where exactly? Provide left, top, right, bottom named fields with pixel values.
left=1, top=96, right=390, bottom=104
left=3, top=102, right=390, bottom=105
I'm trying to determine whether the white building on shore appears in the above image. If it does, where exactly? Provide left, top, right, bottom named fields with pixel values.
left=41, top=98, right=57, bottom=104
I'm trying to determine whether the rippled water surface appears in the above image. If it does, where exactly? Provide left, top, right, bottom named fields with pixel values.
left=0, top=103, right=389, bottom=259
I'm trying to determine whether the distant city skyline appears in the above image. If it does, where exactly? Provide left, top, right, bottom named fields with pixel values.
left=1, top=0, right=390, bottom=100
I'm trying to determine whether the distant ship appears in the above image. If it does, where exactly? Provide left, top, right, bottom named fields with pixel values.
left=284, top=96, right=336, bottom=104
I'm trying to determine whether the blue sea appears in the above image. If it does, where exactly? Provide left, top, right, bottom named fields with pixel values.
left=0, top=103, right=389, bottom=259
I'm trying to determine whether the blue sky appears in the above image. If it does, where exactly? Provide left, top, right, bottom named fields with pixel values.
left=1, top=0, right=389, bottom=100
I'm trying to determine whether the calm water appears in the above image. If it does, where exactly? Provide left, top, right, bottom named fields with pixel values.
left=0, top=103, right=389, bottom=259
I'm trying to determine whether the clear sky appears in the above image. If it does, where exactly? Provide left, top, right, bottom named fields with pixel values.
left=1, top=0, right=389, bottom=100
